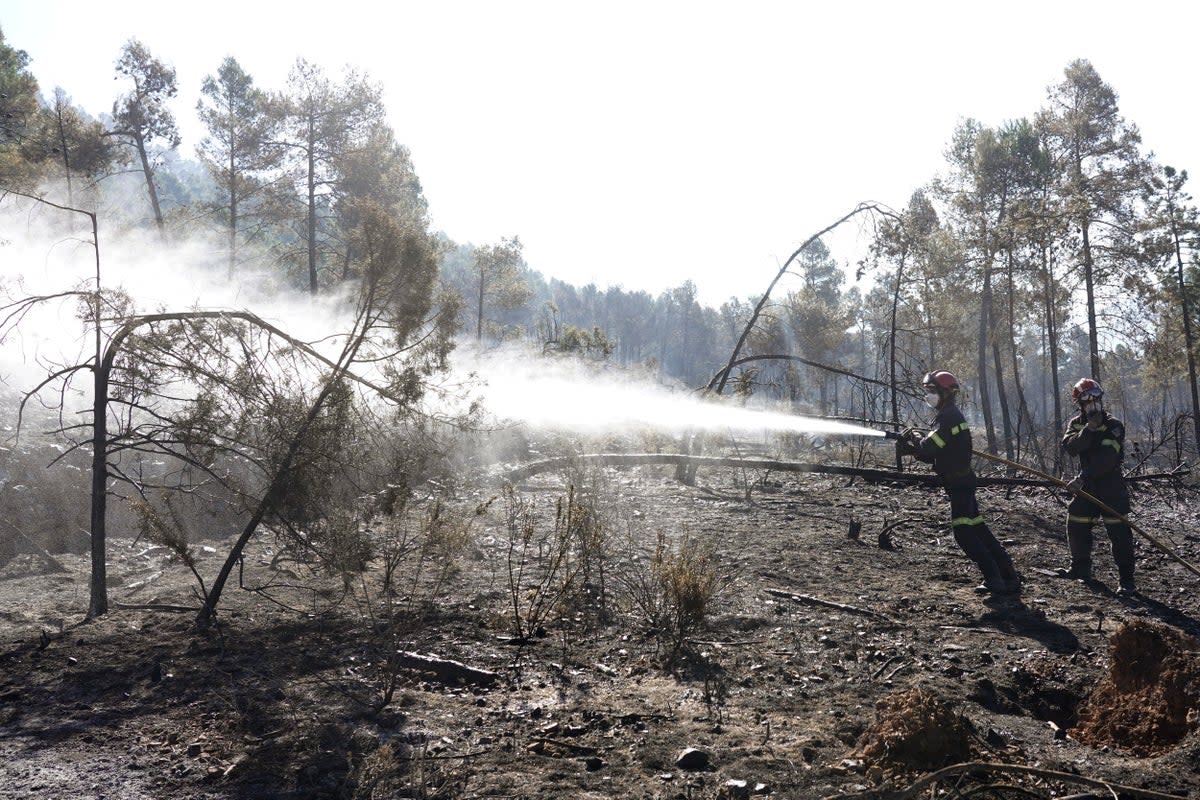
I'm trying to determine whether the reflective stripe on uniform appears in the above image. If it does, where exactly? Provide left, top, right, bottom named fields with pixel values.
left=1069, top=513, right=1102, bottom=524
left=952, top=515, right=986, bottom=527
left=930, top=423, right=967, bottom=449
left=1101, top=438, right=1121, bottom=452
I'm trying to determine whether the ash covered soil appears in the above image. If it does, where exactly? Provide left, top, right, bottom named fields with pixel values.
left=3, top=465, right=1200, bottom=800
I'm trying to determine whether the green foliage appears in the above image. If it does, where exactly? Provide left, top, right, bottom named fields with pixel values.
left=468, top=236, right=532, bottom=341
left=334, top=125, right=428, bottom=238
left=38, top=89, right=119, bottom=189
left=784, top=241, right=854, bottom=403
left=112, top=38, right=180, bottom=147
left=196, top=57, right=277, bottom=273
left=110, top=38, right=181, bottom=227
left=267, top=58, right=387, bottom=293
left=0, top=28, right=44, bottom=188
left=547, top=323, right=614, bottom=359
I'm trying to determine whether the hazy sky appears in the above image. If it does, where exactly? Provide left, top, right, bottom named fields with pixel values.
left=4, top=1, right=1197, bottom=305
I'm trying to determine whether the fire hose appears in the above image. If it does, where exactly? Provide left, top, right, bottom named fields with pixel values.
left=883, top=429, right=1200, bottom=582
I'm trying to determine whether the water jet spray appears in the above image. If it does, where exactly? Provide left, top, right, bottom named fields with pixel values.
left=466, top=358, right=893, bottom=439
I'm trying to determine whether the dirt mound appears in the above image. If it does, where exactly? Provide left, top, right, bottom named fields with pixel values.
left=1072, top=619, right=1200, bottom=756
left=853, top=686, right=973, bottom=770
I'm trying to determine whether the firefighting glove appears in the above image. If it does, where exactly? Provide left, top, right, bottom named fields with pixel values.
left=895, top=428, right=922, bottom=457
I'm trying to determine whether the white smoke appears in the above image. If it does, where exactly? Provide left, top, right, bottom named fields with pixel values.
left=1, top=200, right=360, bottom=415
left=3, top=197, right=882, bottom=453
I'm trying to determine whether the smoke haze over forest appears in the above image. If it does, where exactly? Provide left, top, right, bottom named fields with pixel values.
left=6, top=1, right=1200, bottom=305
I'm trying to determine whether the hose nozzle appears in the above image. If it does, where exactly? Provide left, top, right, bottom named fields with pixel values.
left=883, top=429, right=902, bottom=440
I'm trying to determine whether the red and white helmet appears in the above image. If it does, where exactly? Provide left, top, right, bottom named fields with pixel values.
left=922, top=370, right=960, bottom=395
left=1071, top=377, right=1103, bottom=404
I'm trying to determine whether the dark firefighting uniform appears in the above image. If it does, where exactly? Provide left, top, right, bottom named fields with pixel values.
left=1061, top=409, right=1134, bottom=585
left=913, top=400, right=1017, bottom=587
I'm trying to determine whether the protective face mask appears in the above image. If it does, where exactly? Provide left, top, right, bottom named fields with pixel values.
left=1084, top=399, right=1103, bottom=415
left=924, top=392, right=940, bottom=408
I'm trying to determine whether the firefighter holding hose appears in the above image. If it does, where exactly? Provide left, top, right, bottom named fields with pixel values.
left=1057, top=378, right=1137, bottom=597
left=896, top=370, right=1021, bottom=596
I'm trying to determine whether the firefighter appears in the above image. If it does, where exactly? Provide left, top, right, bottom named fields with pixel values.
left=1057, top=378, right=1137, bottom=597
left=898, top=371, right=1021, bottom=595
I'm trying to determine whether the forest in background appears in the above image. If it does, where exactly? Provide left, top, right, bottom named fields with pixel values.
left=8, top=27, right=1200, bottom=800
left=4, top=29, right=1200, bottom=545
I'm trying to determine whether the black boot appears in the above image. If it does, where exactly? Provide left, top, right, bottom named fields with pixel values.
left=971, top=556, right=1017, bottom=595
left=956, top=530, right=1005, bottom=593
left=975, top=579, right=1019, bottom=595
left=1108, top=523, right=1136, bottom=597
left=1057, top=525, right=1093, bottom=581
left=994, top=556, right=1021, bottom=594
left=1054, top=563, right=1092, bottom=581
left=981, top=531, right=1020, bottom=593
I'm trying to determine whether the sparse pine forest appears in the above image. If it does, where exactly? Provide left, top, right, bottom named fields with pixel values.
left=4, top=26, right=1200, bottom=800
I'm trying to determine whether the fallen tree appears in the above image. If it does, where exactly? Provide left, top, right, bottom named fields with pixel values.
left=504, top=452, right=1190, bottom=490
left=504, top=453, right=1041, bottom=486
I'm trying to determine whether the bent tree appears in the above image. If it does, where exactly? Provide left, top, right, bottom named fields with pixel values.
left=676, top=203, right=895, bottom=484
left=197, top=202, right=454, bottom=627
left=3, top=195, right=455, bottom=621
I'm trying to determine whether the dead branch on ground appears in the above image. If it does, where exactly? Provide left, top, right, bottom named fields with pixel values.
left=504, top=452, right=1189, bottom=492
left=505, top=453, right=1025, bottom=487
left=763, top=587, right=895, bottom=623
left=392, top=650, right=498, bottom=687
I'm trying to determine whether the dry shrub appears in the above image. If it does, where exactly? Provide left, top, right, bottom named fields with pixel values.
left=346, top=498, right=479, bottom=711
left=500, top=485, right=584, bottom=641
left=616, top=529, right=733, bottom=667
left=350, top=744, right=403, bottom=799
left=369, top=497, right=477, bottom=605
left=349, top=741, right=469, bottom=800
left=654, top=532, right=721, bottom=640
left=854, top=686, right=973, bottom=770
left=1072, top=619, right=1200, bottom=756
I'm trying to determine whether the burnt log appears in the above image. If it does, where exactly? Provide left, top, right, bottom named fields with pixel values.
left=502, top=453, right=1188, bottom=490
left=504, top=453, right=1027, bottom=487
left=392, top=650, right=498, bottom=687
